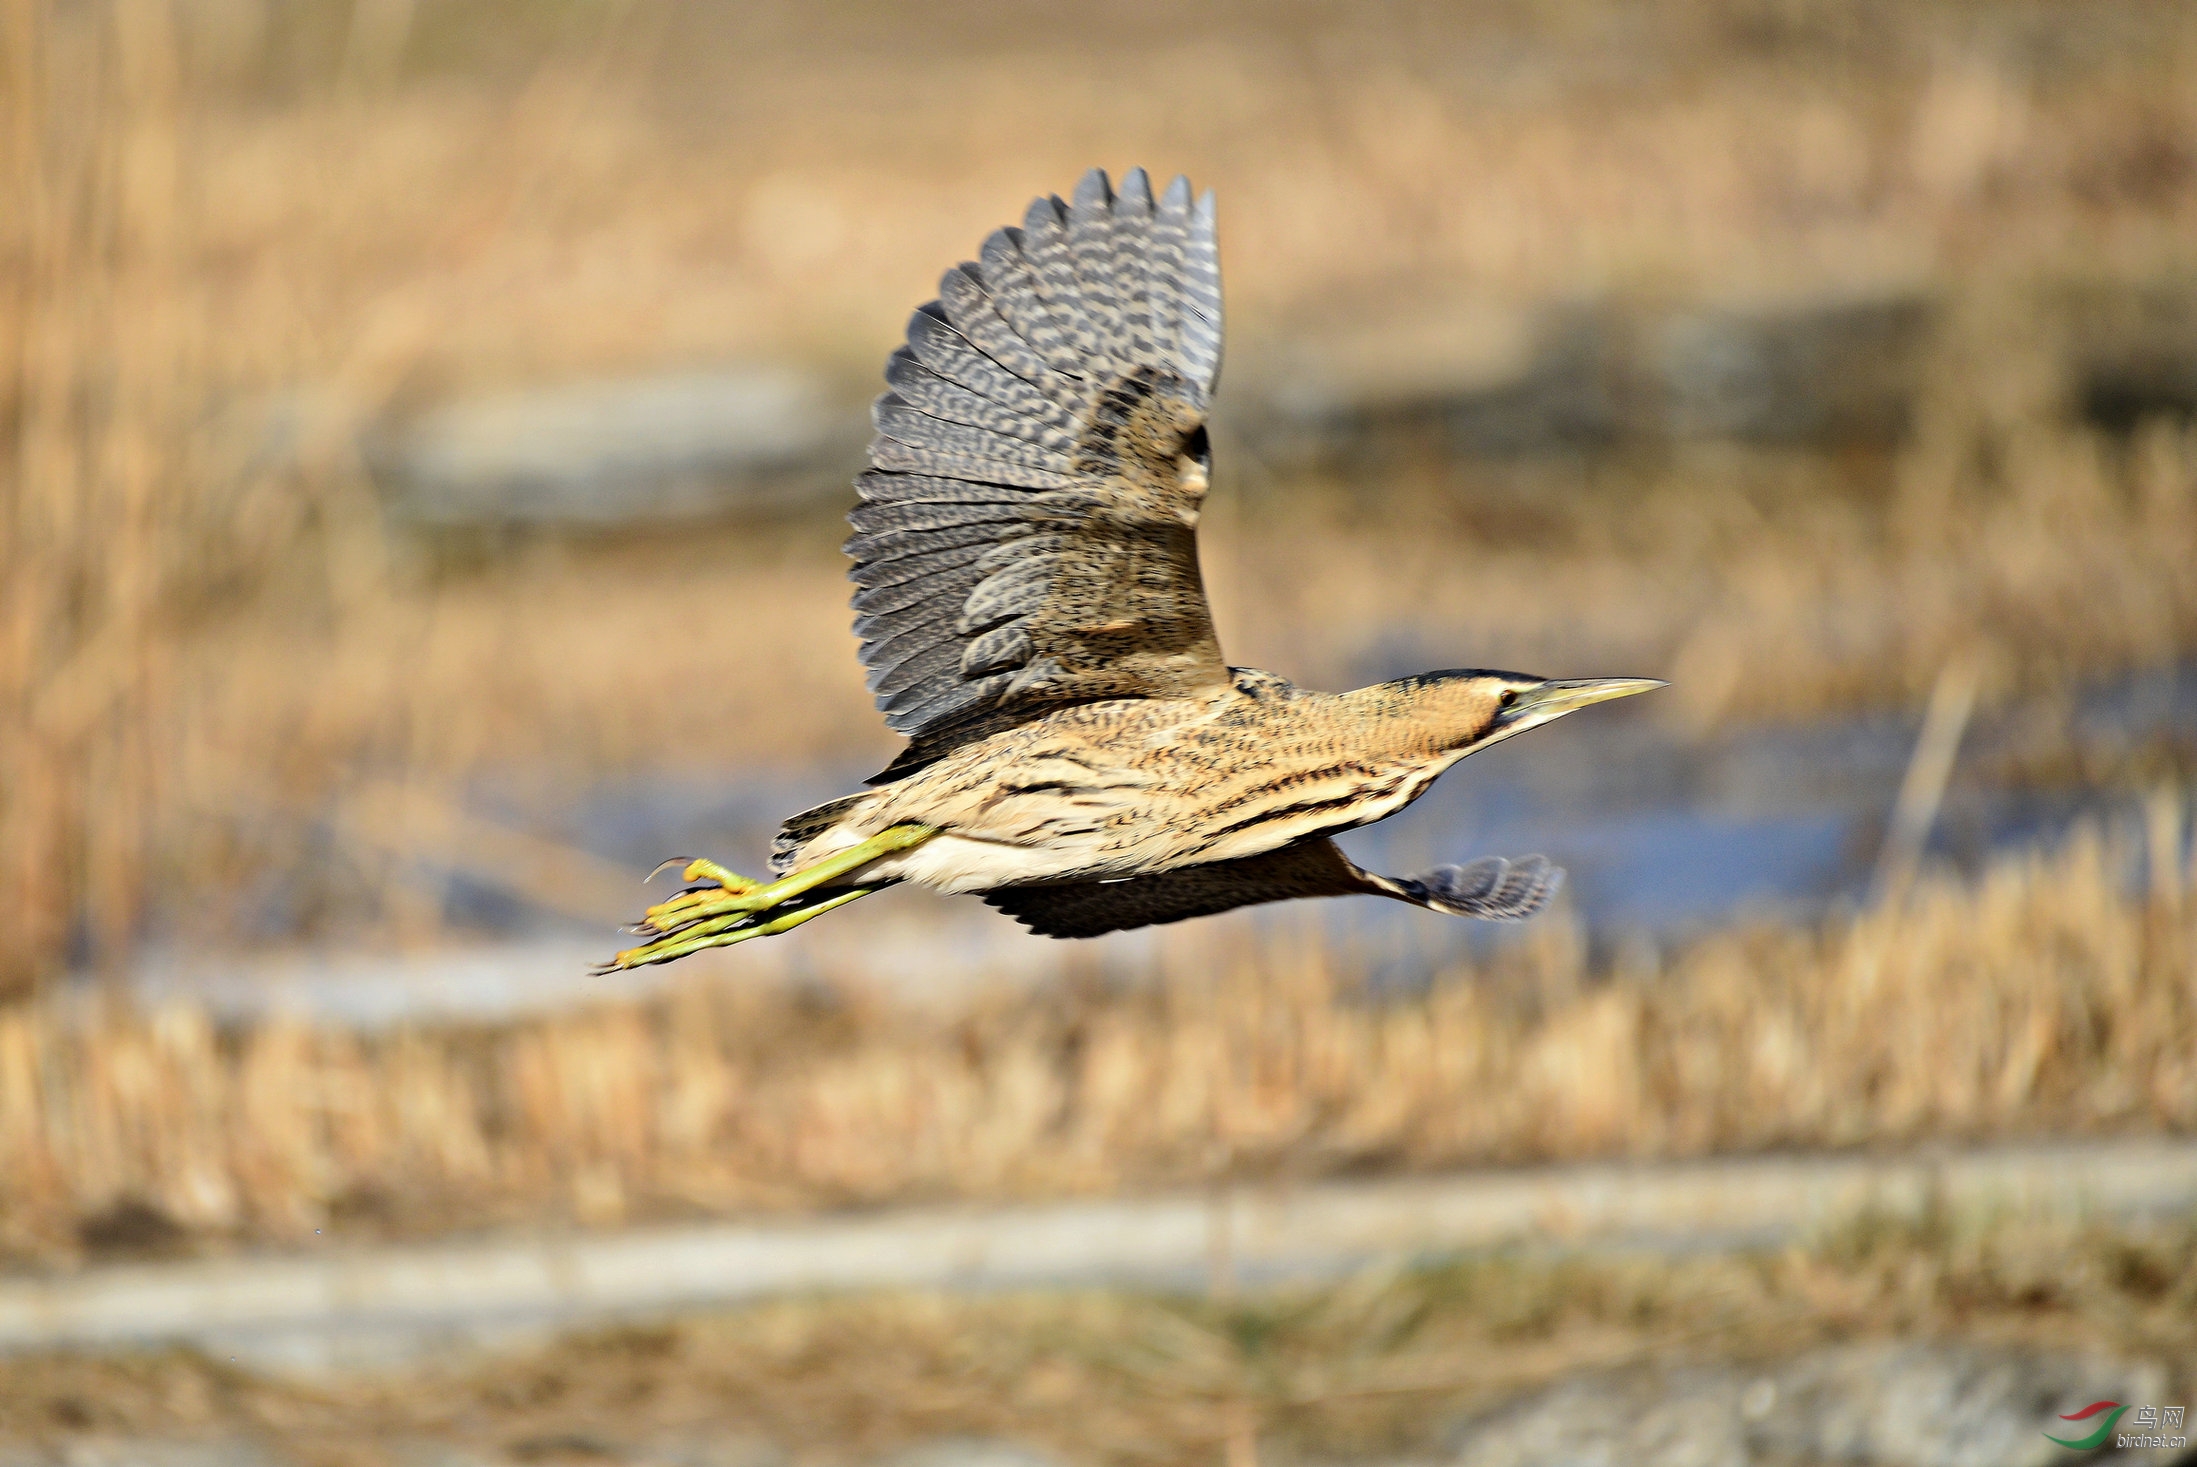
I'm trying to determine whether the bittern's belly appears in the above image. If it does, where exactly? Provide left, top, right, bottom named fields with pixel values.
left=860, top=832, right=1125, bottom=894
left=856, top=758, right=1443, bottom=894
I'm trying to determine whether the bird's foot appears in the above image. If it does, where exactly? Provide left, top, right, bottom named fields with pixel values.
left=634, top=857, right=767, bottom=933
left=593, top=824, right=939, bottom=972
left=676, top=857, right=759, bottom=892
left=597, top=884, right=880, bottom=971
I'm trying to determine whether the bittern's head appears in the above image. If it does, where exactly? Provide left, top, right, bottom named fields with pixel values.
left=1374, top=669, right=1665, bottom=757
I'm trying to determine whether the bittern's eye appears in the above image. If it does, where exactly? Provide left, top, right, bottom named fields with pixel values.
left=1497, top=689, right=1517, bottom=709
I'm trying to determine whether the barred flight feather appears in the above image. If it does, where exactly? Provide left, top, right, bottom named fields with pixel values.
left=978, top=228, right=1081, bottom=376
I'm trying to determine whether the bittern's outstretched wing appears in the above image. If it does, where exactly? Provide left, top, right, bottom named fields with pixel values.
left=848, top=167, right=1227, bottom=743
left=985, top=840, right=1564, bottom=939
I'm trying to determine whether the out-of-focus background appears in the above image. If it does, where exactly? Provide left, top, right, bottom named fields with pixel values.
left=2, top=0, right=2195, bottom=1462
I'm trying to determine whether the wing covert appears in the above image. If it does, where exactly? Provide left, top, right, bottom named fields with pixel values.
left=849, top=167, right=1227, bottom=740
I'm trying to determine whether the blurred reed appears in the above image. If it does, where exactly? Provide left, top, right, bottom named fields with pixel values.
left=0, top=0, right=358, bottom=993
left=1, top=0, right=185, bottom=992
left=0, top=811, right=2186, bottom=1263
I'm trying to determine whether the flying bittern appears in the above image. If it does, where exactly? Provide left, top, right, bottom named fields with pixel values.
left=599, top=169, right=1660, bottom=971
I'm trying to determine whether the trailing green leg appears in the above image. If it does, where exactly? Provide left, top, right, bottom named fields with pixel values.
left=640, top=824, right=936, bottom=929
left=598, top=884, right=883, bottom=971
left=597, top=824, right=939, bottom=972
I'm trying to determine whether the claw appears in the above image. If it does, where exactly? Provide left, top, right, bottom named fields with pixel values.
left=645, top=858, right=694, bottom=883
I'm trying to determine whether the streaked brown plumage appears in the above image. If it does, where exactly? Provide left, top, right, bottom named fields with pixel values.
left=600, top=168, right=1659, bottom=971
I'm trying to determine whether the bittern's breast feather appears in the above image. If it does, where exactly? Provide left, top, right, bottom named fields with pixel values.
left=848, top=168, right=1229, bottom=747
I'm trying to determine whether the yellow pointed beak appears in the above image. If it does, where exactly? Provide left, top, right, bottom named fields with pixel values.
left=1495, top=676, right=1665, bottom=736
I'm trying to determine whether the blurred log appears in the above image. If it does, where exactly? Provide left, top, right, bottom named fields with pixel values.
left=2064, top=279, right=2197, bottom=432
left=1255, top=292, right=1936, bottom=455
left=364, top=367, right=857, bottom=529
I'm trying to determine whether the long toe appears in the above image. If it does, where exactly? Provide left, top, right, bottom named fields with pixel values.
left=642, top=884, right=769, bottom=930
left=681, top=857, right=761, bottom=892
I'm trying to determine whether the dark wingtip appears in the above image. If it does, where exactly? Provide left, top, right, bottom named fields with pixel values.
left=1412, top=855, right=1564, bottom=921
left=1024, top=194, right=1066, bottom=232
left=1072, top=168, right=1114, bottom=212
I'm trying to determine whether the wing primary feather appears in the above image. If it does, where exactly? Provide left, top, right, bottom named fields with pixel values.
left=882, top=671, right=1008, bottom=732
left=1019, top=195, right=1093, bottom=376
left=1110, top=166, right=1162, bottom=371
left=873, top=397, right=1070, bottom=472
left=846, top=541, right=998, bottom=591
left=846, top=500, right=1030, bottom=537
left=868, top=436, right=1078, bottom=490
left=1179, top=188, right=1223, bottom=388
left=846, top=519, right=1034, bottom=563
left=1401, top=856, right=1565, bottom=921
left=983, top=839, right=1363, bottom=937
left=850, top=558, right=991, bottom=617
left=853, top=601, right=958, bottom=653
left=852, top=469, right=1037, bottom=508
left=1065, top=168, right=1129, bottom=375
left=903, top=306, right=1060, bottom=417
left=980, top=227, right=1083, bottom=376
left=1147, top=174, right=1194, bottom=370
left=869, top=634, right=974, bottom=697
left=937, top=265, right=1071, bottom=394
left=886, top=351, right=1076, bottom=449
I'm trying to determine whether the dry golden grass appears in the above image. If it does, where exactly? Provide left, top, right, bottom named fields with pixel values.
left=0, top=807, right=2187, bottom=1264
left=0, top=1212, right=2189, bottom=1466
left=8, top=0, right=2197, bottom=982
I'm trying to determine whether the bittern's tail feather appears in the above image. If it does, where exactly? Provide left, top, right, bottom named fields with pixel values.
left=770, top=791, right=871, bottom=876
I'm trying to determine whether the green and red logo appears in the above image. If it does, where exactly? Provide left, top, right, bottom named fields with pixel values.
left=2045, top=1401, right=2129, bottom=1451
